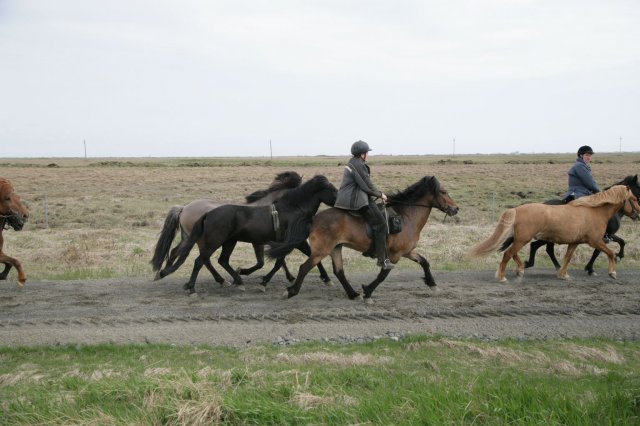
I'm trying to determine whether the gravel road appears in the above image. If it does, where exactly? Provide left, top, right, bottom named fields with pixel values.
left=1, top=268, right=639, bottom=347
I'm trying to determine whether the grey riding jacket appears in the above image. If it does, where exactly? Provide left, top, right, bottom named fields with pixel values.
left=564, top=157, right=601, bottom=199
left=335, top=157, right=383, bottom=210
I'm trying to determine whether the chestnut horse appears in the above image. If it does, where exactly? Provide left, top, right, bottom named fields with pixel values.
left=469, top=185, right=640, bottom=282
left=524, top=175, right=640, bottom=275
left=269, top=176, right=459, bottom=301
left=0, top=178, right=29, bottom=286
left=151, top=171, right=330, bottom=287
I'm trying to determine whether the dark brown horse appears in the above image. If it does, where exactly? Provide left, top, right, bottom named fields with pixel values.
left=0, top=178, right=29, bottom=286
left=524, top=175, right=640, bottom=275
left=156, top=175, right=337, bottom=294
left=151, top=171, right=330, bottom=287
left=469, top=185, right=640, bottom=281
left=269, top=176, right=459, bottom=301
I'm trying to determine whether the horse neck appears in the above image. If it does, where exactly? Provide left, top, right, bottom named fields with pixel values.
left=399, top=195, right=434, bottom=230
left=249, top=188, right=289, bottom=206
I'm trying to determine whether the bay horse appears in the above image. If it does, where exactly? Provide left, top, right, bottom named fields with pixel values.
left=269, top=176, right=459, bottom=301
left=151, top=171, right=330, bottom=287
left=524, top=175, right=640, bottom=275
left=155, top=175, right=337, bottom=294
left=469, top=185, right=640, bottom=282
left=0, top=178, right=29, bottom=286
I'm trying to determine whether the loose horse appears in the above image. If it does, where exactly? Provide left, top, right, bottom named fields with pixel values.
left=0, top=178, right=29, bottom=286
left=156, top=175, right=337, bottom=294
left=524, top=175, right=640, bottom=275
left=269, top=176, right=459, bottom=301
left=469, top=185, right=640, bottom=282
left=151, top=171, right=330, bottom=287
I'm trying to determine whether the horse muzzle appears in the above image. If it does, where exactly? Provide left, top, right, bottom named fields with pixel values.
left=445, top=206, right=459, bottom=216
left=7, top=213, right=27, bottom=231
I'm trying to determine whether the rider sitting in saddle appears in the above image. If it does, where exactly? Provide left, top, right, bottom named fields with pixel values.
left=335, top=140, right=394, bottom=270
left=563, top=145, right=613, bottom=243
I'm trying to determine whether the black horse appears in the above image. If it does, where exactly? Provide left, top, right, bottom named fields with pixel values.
left=524, top=175, right=640, bottom=275
left=156, top=175, right=337, bottom=294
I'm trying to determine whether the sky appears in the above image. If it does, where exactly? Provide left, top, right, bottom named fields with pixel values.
left=1, top=0, right=639, bottom=157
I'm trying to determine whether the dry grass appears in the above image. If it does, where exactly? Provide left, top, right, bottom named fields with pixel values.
left=2, top=153, right=640, bottom=281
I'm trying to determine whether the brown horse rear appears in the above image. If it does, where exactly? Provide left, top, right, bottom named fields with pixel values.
left=0, top=178, right=29, bottom=286
left=469, top=185, right=640, bottom=282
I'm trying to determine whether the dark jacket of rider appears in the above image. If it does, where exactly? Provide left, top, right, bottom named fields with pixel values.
left=335, top=156, right=383, bottom=210
left=564, top=157, right=601, bottom=199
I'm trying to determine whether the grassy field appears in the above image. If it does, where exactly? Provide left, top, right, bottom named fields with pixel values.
left=1, top=337, right=639, bottom=424
left=2, top=153, right=640, bottom=281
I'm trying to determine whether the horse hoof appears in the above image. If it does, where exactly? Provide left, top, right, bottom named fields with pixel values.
left=363, top=297, right=373, bottom=305
left=221, top=280, right=232, bottom=288
left=259, top=284, right=267, bottom=293
left=323, top=280, right=333, bottom=287
left=516, top=270, right=524, bottom=277
left=235, top=284, right=246, bottom=292
left=153, top=271, right=162, bottom=281
left=282, top=291, right=290, bottom=300
left=497, top=277, right=507, bottom=283
left=588, top=271, right=597, bottom=276
left=558, top=274, right=570, bottom=281
left=609, top=272, right=617, bottom=279
left=321, top=276, right=331, bottom=283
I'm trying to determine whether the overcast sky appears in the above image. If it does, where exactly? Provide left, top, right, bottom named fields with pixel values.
left=1, top=0, right=638, bottom=157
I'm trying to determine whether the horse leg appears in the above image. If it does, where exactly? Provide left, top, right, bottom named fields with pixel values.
left=558, top=244, right=578, bottom=280
left=238, top=243, right=264, bottom=276
left=404, top=250, right=436, bottom=287
left=584, top=249, right=601, bottom=276
left=524, top=239, right=546, bottom=269
left=217, top=240, right=244, bottom=287
left=183, top=253, right=210, bottom=294
left=361, top=269, right=393, bottom=301
left=296, top=240, right=331, bottom=283
left=259, top=258, right=287, bottom=288
left=589, top=240, right=618, bottom=279
left=329, top=247, right=361, bottom=300
left=0, top=262, right=12, bottom=280
left=0, top=252, right=26, bottom=286
left=612, top=235, right=625, bottom=261
left=286, top=256, right=321, bottom=299
left=513, top=253, right=525, bottom=277
left=202, top=256, right=229, bottom=286
left=496, top=241, right=524, bottom=283
left=545, top=243, right=561, bottom=270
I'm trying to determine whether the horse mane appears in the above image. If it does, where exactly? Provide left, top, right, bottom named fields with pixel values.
left=570, top=185, right=629, bottom=208
left=244, top=171, right=302, bottom=203
left=387, top=176, right=440, bottom=206
left=279, top=175, right=333, bottom=205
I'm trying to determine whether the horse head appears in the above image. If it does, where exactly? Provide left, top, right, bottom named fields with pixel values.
left=0, top=178, right=29, bottom=231
left=623, top=188, right=640, bottom=221
left=433, top=183, right=460, bottom=217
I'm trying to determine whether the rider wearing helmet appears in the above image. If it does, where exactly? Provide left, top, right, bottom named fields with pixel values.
left=563, top=145, right=600, bottom=202
left=335, top=140, right=393, bottom=269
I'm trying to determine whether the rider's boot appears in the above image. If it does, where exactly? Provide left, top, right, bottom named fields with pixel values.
left=374, top=229, right=393, bottom=270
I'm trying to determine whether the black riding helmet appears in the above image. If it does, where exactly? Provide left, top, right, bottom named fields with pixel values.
left=577, top=145, right=594, bottom=157
left=351, top=140, right=372, bottom=156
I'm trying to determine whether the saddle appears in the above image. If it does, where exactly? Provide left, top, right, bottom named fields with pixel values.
left=348, top=204, right=402, bottom=258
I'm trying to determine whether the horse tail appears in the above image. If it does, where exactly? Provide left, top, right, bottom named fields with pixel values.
left=468, top=208, right=516, bottom=257
left=267, top=216, right=312, bottom=260
left=150, top=206, right=183, bottom=271
left=161, top=212, right=207, bottom=276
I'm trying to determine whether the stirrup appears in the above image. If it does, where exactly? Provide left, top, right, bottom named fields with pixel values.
left=377, top=259, right=394, bottom=270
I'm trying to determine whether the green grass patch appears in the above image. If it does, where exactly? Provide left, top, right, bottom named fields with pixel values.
left=1, top=337, right=639, bottom=425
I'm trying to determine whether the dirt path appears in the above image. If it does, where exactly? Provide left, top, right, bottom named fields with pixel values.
left=1, top=268, right=639, bottom=347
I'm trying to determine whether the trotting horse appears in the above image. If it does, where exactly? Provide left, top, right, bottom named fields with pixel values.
left=469, top=185, right=640, bottom=282
left=269, top=176, right=459, bottom=301
left=151, top=171, right=330, bottom=287
left=155, top=175, right=337, bottom=294
left=524, top=175, right=640, bottom=275
left=0, top=178, right=29, bottom=286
